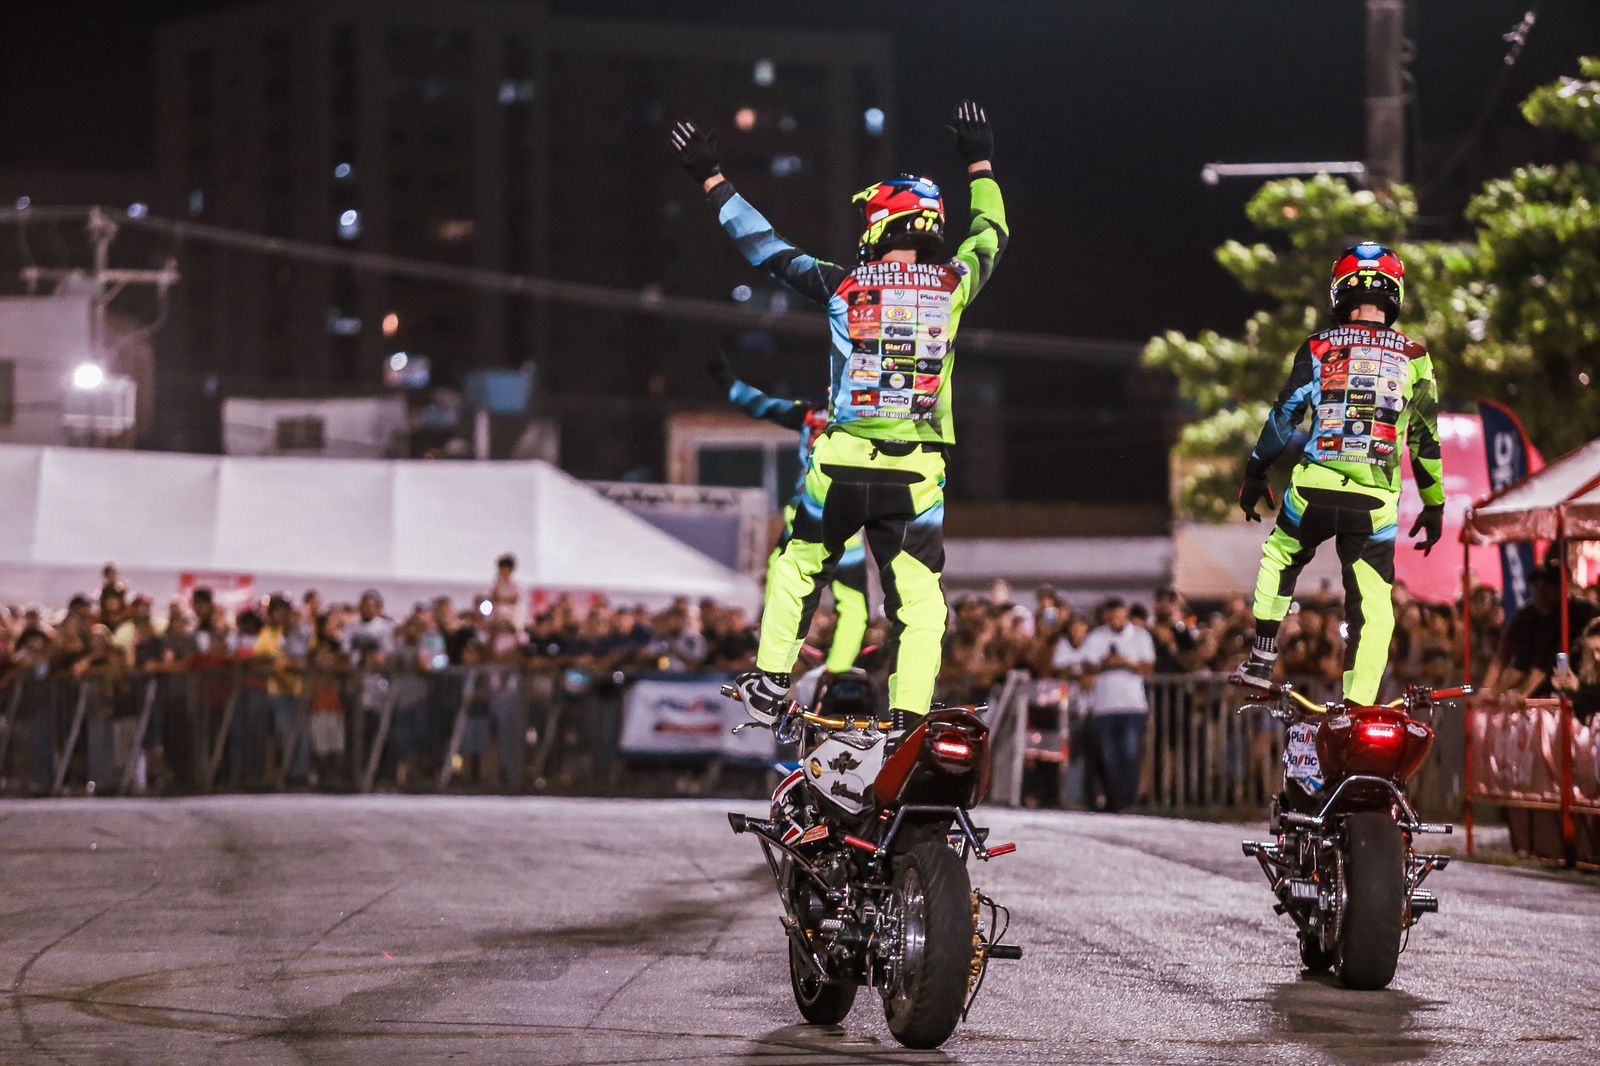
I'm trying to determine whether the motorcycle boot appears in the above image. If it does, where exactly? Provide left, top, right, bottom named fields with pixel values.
left=881, top=709, right=913, bottom=757
left=733, top=669, right=793, bottom=726
left=1230, top=654, right=1276, bottom=691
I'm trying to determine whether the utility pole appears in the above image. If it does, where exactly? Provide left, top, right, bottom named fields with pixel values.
left=1365, top=0, right=1407, bottom=190
left=20, top=207, right=181, bottom=354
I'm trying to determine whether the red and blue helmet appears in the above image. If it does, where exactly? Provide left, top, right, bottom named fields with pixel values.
left=1329, top=242, right=1405, bottom=324
left=851, top=174, right=945, bottom=263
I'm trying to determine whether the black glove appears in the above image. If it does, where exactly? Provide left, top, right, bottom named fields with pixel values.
left=1409, top=504, right=1444, bottom=556
left=945, top=100, right=993, bottom=165
left=669, top=119, right=721, bottom=182
left=1239, top=473, right=1276, bottom=522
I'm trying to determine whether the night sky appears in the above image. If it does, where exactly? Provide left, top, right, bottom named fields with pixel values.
left=5, top=0, right=1597, bottom=343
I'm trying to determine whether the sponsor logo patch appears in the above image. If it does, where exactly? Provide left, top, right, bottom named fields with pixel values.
left=918, top=307, right=950, bottom=325
left=1317, top=436, right=1341, bottom=451
left=881, top=357, right=916, bottom=372
left=1350, top=375, right=1377, bottom=389
left=881, top=372, right=909, bottom=389
left=849, top=370, right=879, bottom=385
left=1347, top=389, right=1376, bottom=405
left=848, top=322, right=880, bottom=340
left=880, top=288, right=918, bottom=306
left=1342, top=438, right=1370, bottom=454
left=914, top=374, right=942, bottom=392
left=1345, top=419, right=1369, bottom=436
left=920, top=342, right=948, bottom=359
left=918, top=290, right=952, bottom=308
left=883, top=324, right=915, bottom=339
left=883, top=340, right=916, bottom=355
left=1372, top=440, right=1396, bottom=457
left=913, top=393, right=939, bottom=412
left=1345, top=405, right=1376, bottom=420
left=915, top=358, right=945, bottom=374
left=851, top=390, right=878, bottom=406
left=920, top=325, right=945, bottom=340
left=848, top=305, right=880, bottom=324
left=851, top=338, right=880, bottom=355
left=848, top=290, right=879, bottom=306
left=808, top=757, right=824, bottom=777
left=1352, top=359, right=1378, bottom=374
left=878, top=389, right=913, bottom=409
left=882, top=306, right=916, bottom=323
left=1373, top=423, right=1398, bottom=441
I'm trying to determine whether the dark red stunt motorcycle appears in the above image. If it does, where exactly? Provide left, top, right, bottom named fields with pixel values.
left=724, top=671, right=1022, bottom=1049
left=1237, top=679, right=1471, bottom=989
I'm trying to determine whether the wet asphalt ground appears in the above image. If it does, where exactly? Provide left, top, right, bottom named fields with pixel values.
left=0, top=795, right=1595, bottom=1065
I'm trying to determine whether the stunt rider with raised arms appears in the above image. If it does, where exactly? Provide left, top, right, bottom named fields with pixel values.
left=671, top=101, right=1007, bottom=743
left=1232, top=243, right=1446, bottom=706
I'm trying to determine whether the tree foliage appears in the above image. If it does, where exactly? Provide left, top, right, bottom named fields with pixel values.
left=1148, top=58, right=1600, bottom=521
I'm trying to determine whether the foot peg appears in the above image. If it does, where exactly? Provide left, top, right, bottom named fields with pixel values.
left=1409, top=890, right=1439, bottom=915
left=986, top=944, right=1023, bottom=960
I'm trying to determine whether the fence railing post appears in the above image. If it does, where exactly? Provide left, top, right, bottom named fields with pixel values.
left=119, top=677, right=159, bottom=795
left=437, top=672, right=474, bottom=791
left=52, top=683, right=91, bottom=796
left=0, top=681, right=26, bottom=788
left=204, top=687, right=239, bottom=793
left=361, top=683, right=398, bottom=794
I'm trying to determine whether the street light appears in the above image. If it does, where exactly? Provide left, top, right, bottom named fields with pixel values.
left=1200, top=161, right=1370, bottom=187
left=72, top=363, right=105, bottom=391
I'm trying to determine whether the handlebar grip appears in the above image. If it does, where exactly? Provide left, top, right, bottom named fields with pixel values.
left=1431, top=686, right=1472, bottom=701
left=720, top=684, right=739, bottom=700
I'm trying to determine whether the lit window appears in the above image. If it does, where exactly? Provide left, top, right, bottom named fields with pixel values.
left=382, top=312, right=400, bottom=336
left=753, top=59, right=774, bottom=87
left=770, top=154, right=802, bottom=178
left=863, top=108, right=886, bottom=136
left=126, top=202, right=149, bottom=219
left=333, top=162, right=353, bottom=180
left=498, top=79, right=534, bottom=105
left=338, top=209, right=361, bottom=240
left=731, top=285, right=753, bottom=303
left=734, top=107, right=757, bottom=131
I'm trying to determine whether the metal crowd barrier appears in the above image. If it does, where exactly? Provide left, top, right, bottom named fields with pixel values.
left=983, top=671, right=1465, bottom=818
left=0, top=664, right=549, bottom=797
left=1468, top=697, right=1600, bottom=868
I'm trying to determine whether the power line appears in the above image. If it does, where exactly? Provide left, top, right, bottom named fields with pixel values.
left=0, top=206, right=1141, bottom=366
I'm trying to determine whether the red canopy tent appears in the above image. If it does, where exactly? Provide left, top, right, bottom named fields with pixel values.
left=1460, top=436, right=1600, bottom=866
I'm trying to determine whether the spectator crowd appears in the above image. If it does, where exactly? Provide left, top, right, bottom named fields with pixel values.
left=2, top=553, right=1598, bottom=803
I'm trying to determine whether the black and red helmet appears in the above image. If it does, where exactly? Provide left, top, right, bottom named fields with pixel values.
left=1329, top=242, right=1405, bottom=324
left=851, top=174, right=945, bottom=264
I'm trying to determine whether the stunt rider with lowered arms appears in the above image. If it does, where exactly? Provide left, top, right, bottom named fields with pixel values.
left=1233, top=243, right=1446, bottom=705
left=713, top=357, right=870, bottom=676
left=671, top=102, right=1007, bottom=741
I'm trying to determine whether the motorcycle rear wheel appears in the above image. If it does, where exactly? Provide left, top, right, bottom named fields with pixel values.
left=881, top=841, right=974, bottom=1049
left=788, top=937, right=856, bottom=1024
left=1334, top=811, right=1405, bottom=990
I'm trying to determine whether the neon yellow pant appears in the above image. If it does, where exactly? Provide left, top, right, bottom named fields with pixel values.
left=770, top=505, right=869, bottom=674
left=1252, top=463, right=1399, bottom=704
left=758, top=431, right=946, bottom=715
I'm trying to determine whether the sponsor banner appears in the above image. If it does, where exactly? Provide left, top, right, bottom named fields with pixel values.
left=1478, top=400, right=1539, bottom=615
left=618, top=677, right=776, bottom=762
left=180, top=572, right=256, bottom=615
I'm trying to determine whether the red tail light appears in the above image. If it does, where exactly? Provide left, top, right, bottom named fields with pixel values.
left=932, top=737, right=973, bottom=761
left=1359, top=721, right=1402, bottom=744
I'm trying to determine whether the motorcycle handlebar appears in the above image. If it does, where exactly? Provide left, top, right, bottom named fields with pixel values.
left=1430, top=685, right=1472, bottom=701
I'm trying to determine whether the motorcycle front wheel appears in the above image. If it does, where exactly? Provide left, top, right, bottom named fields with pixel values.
left=881, top=841, right=974, bottom=1049
left=1334, top=811, right=1405, bottom=990
left=788, top=937, right=856, bottom=1024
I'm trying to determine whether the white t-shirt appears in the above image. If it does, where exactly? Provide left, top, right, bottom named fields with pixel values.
left=1081, top=623, right=1156, bottom=715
